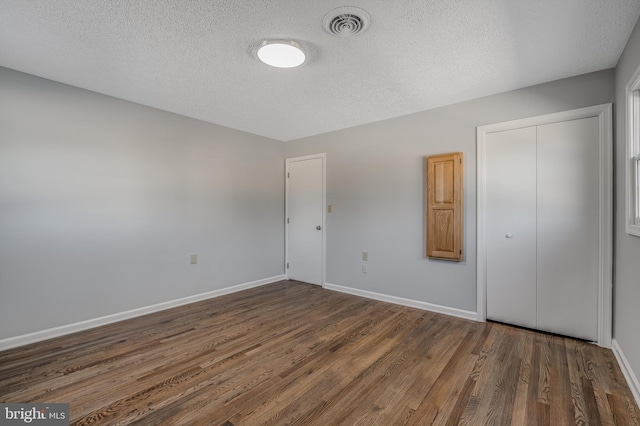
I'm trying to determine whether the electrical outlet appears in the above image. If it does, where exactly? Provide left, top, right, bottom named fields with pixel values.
left=362, top=251, right=368, bottom=261
left=362, top=264, right=368, bottom=273
left=190, top=254, right=198, bottom=264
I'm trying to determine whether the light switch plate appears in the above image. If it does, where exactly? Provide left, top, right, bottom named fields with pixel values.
left=190, top=254, right=198, bottom=264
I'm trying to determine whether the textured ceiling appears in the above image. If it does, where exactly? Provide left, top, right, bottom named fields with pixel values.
left=1, top=1, right=639, bottom=141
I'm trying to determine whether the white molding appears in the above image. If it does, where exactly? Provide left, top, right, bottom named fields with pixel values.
left=477, top=104, right=612, bottom=133
left=476, top=103, right=613, bottom=347
left=0, top=275, right=285, bottom=351
left=625, top=62, right=640, bottom=237
left=598, top=104, right=614, bottom=348
left=285, top=153, right=327, bottom=285
left=476, top=127, right=488, bottom=323
left=612, top=339, right=640, bottom=409
left=324, top=283, right=478, bottom=322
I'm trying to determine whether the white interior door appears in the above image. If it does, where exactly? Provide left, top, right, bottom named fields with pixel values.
left=536, top=117, right=599, bottom=341
left=287, top=155, right=325, bottom=285
left=485, top=127, right=538, bottom=329
left=478, top=104, right=612, bottom=346
left=484, top=118, right=600, bottom=341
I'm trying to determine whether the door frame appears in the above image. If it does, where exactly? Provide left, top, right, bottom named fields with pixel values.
left=476, top=104, right=613, bottom=347
left=285, top=153, right=327, bottom=285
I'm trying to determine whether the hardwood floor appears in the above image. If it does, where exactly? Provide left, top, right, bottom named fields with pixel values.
left=0, top=281, right=638, bottom=425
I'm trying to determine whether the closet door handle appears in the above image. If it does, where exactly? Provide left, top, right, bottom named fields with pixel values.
left=505, top=233, right=514, bottom=239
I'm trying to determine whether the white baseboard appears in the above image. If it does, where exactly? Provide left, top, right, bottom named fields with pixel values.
left=0, top=275, right=285, bottom=351
left=323, top=282, right=478, bottom=322
left=612, top=339, right=640, bottom=409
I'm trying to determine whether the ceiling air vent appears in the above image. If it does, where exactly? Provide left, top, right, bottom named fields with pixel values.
left=322, top=7, right=370, bottom=37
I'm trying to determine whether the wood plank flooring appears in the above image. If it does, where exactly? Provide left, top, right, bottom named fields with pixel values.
left=0, top=281, right=638, bottom=425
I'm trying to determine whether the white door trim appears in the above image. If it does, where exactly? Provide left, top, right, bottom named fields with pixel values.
left=476, top=104, right=613, bottom=347
left=285, top=153, right=327, bottom=285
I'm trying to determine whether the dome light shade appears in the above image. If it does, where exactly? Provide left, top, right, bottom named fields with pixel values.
left=257, top=41, right=305, bottom=68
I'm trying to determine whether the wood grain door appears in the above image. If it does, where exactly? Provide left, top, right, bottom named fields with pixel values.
left=426, top=153, right=463, bottom=260
left=485, top=127, right=538, bottom=329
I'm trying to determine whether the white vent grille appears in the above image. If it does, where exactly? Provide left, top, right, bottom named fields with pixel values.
left=323, top=7, right=370, bottom=37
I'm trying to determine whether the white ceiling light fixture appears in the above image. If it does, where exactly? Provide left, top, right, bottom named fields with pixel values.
left=257, top=40, right=306, bottom=68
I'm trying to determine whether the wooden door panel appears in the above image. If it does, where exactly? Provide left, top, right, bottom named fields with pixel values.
left=434, top=161, right=454, bottom=203
left=426, top=152, right=463, bottom=260
left=432, top=209, right=454, bottom=252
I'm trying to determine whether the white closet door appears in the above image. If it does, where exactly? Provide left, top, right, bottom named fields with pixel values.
left=486, top=127, right=538, bottom=329
left=536, top=117, right=599, bottom=341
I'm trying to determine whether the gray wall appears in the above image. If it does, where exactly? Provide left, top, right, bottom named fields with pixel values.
left=0, top=59, right=627, bottom=351
left=614, top=19, right=640, bottom=389
left=0, top=67, right=285, bottom=339
left=285, top=69, right=615, bottom=313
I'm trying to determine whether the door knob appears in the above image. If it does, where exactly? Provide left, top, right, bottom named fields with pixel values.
left=316, top=226, right=322, bottom=230
left=505, top=233, right=514, bottom=238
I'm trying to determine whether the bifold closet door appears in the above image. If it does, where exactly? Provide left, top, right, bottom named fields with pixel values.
left=485, top=117, right=600, bottom=341
left=536, top=117, right=599, bottom=341
left=485, top=126, right=537, bottom=329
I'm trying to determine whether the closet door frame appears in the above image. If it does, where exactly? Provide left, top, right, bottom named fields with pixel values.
left=476, top=103, right=613, bottom=347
